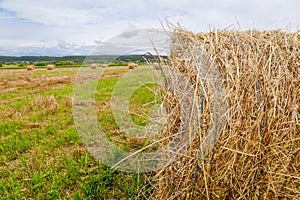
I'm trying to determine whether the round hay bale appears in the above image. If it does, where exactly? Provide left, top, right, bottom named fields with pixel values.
left=148, top=28, right=300, bottom=200
left=47, top=64, right=55, bottom=70
left=102, top=64, right=108, bottom=68
left=27, top=65, right=34, bottom=71
left=128, top=63, right=136, bottom=69
left=90, top=63, right=98, bottom=69
left=153, top=62, right=160, bottom=70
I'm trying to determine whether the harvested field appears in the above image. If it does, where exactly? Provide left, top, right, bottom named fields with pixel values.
left=1, top=28, right=299, bottom=199
left=0, top=69, right=75, bottom=93
left=0, top=66, right=148, bottom=199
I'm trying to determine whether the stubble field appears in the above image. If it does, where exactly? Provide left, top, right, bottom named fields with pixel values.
left=0, top=66, right=153, bottom=199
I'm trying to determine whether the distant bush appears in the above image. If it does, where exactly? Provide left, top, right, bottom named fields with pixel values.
left=56, top=61, right=75, bottom=66
left=34, top=62, right=47, bottom=66
left=108, top=61, right=128, bottom=66
left=0, top=62, right=2, bottom=67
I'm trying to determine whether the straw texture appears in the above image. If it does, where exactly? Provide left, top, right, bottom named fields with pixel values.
left=146, top=28, right=300, bottom=200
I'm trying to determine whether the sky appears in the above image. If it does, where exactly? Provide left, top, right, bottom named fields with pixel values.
left=0, top=0, right=299, bottom=56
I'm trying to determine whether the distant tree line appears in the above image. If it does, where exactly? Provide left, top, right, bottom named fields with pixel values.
left=0, top=56, right=86, bottom=64
left=0, top=55, right=168, bottom=66
left=116, top=54, right=168, bottom=62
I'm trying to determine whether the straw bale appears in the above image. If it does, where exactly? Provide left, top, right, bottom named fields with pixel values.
left=147, top=28, right=300, bottom=199
left=90, top=63, right=98, bottom=69
left=128, top=62, right=136, bottom=69
left=153, top=62, right=160, bottom=70
left=26, top=65, right=34, bottom=71
left=47, top=64, right=55, bottom=70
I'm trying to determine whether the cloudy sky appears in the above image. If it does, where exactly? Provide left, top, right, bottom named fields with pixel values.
left=0, top=0, right=299, bottom=56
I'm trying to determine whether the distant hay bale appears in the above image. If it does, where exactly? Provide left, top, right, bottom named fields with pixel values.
left=46, top=64, right=55, bottom=70
left=90, top=63, right=98, bottom=69
left=128, top=63, right=136, bottom=69
left=33, top=95, right=59, bottom=114
left=26, top=65, right=34, bottom=71
left=102, top=64, right=108, bottom=68
left=146, top=28, right=300, bottom=200
left=153, top=62, right=160, bottom=70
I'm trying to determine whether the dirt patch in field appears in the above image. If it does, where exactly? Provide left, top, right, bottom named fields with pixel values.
left=0, top=67, right=130, bottom=93
left=101, top=72, right=123, bottom=79
left=0, top=69, right=76, bottom=93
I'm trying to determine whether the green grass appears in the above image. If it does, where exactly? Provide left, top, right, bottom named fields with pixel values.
left=0, top=67, right=157, bottom=199
left=0, top=64, right=21, bottom=69
left=129, top=83, right=162, bottom=126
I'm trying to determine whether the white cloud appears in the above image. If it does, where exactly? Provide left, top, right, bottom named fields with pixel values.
left=0, top=0, right=299, bottom=56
